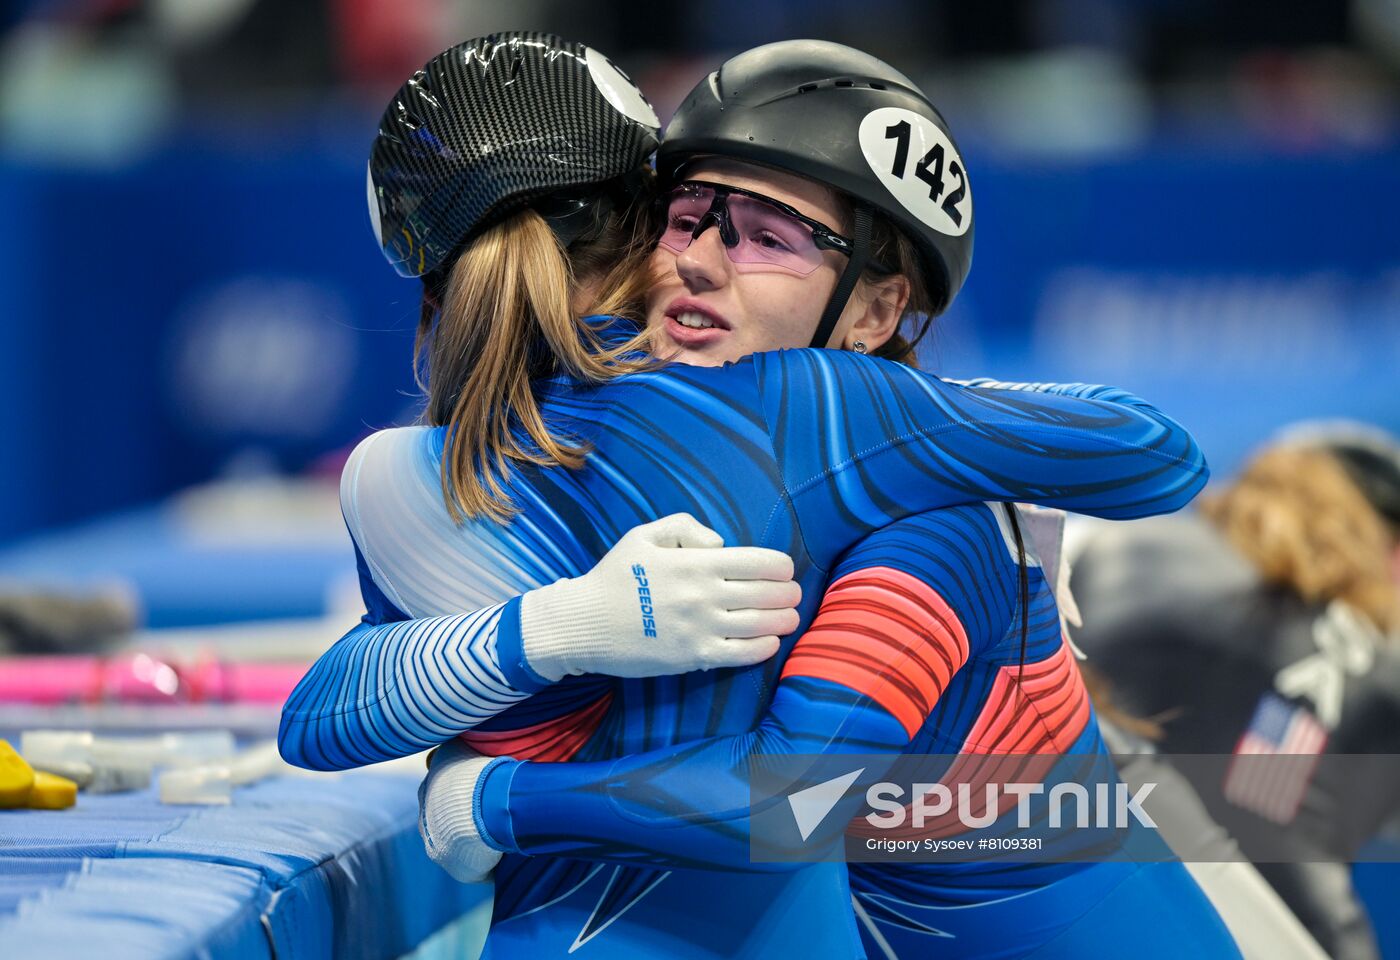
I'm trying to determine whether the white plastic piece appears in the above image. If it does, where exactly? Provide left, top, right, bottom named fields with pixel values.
left=227, top=740, right=288, bottom=785
left=20, top=728, right=233, bottom=795
left=28, top=758, right=93, bottom=788
left=88, top=730, right=234, bottom=769
left=159, top=764, right=232, bottom=805
left=20, top=730, right=93, bottom=763
left=21, top=731, right=112, bottom=789
left=86, top=761, right=152, bottom=794
left=158, top=739, right=291, bottom=804
left=158, top=730, right=237, bottom=764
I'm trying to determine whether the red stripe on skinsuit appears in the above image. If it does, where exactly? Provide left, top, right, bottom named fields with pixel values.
left=460, top=692, right=613, bottom=762
left=960, top=642, right=1090, bottom=755
left=781, top=567, right=971, bottom=739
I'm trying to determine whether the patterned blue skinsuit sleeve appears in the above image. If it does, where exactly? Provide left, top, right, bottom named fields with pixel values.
left=469, top=505, right=1011, bottom=869
left=276, top=541, right=550, bottom=769
left=279, top=348, right=1207, bottom=772
left=451, top=376, right=1195, bottom=862
left=280, top=422, right=606, bottom=770
left=466, top=501, right=1242, bottom=960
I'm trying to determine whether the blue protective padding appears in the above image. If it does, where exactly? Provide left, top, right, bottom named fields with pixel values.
left=0, top=785, right=202, bottom=858
left=0, top=858, right=82, bottom=912
left=0, top=772, right=489, bottom=959
left=0, top=859, right=270, bottom=959
left=0, top=913, right=265, bottom=960
left=1353, top=843, right=1400, bottom=960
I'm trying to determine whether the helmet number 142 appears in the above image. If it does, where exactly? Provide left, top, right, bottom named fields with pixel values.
left=884, top=120, right=965, bottom=226
left=859, top=107, right=971, bottom=237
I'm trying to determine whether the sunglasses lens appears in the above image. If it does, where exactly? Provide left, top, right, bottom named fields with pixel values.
left=724, top=195, right=825, bottom=275
left=657, top=185, right=826, bottom=276
left=658, top=185, right=714, bottom=252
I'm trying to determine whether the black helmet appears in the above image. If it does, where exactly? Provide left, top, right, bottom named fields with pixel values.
left=658, top=40, right=973, bottom=349
left=369, top=32, right=660, bottom=278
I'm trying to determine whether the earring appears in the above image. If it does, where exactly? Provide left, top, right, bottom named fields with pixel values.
left=852, top=340, right=868, bottom=354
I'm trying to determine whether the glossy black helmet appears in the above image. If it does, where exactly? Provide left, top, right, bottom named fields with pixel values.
left=369, top=32, right=660, bottom=278
left=659, top=40, right=973, bottom=346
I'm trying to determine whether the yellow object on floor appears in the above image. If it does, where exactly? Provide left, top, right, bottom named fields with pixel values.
left=0, top=739, right=36, bottom=807
left=28, top=771, right=78, bottom=810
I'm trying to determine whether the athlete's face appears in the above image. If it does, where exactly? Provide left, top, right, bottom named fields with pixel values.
left=645, top=160, right=877, bottom=366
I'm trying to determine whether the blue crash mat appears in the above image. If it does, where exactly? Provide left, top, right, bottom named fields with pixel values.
left=0, top=770, right=488, bottom=959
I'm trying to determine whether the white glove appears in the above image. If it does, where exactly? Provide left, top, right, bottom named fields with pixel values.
left=418, top=740, right=501, bottom=884
left=521, top=513, right=800, bottom=681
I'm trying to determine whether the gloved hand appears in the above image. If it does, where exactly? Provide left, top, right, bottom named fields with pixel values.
left=418, top=739, right=500, bottom=884
left=521, top=513, right=801, bottom=681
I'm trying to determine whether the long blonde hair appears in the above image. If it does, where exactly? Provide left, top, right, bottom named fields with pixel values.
left=1201, top=445, right=1399, bottom=635
left=416, top=199, right=656, bottom=523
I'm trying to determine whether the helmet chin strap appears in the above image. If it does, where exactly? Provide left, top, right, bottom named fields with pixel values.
left=808, top=204, right=873, bottom=349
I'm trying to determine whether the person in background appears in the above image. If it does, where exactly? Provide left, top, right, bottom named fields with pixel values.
left=1072, top=422, right=1400, bottom=960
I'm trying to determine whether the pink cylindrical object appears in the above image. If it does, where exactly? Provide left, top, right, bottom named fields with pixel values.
left=0, top=655, right=309, bottom=705
left=101, top=653, right=184, bottom=703
left=183, top=658, right=308, bottom=704
left=0, top=656, right=104, bottom=704
left=220, top=662, right=309, bottom=704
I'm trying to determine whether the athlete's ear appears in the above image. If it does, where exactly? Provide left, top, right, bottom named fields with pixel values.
left=843, top=273, right=910, bottom=353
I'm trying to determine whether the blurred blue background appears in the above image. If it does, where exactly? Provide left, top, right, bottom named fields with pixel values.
left=0, top=0, right=1396, bottom=541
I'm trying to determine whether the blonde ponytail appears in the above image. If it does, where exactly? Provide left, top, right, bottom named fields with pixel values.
left=416, top=206, right=655, bottom=523
left=1201, top=446, right=1399, bottom=636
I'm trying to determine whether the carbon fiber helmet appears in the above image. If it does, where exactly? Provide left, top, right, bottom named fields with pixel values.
left=658, top=40, right=973, bottom=348
left=369, top=32, right=661, bottom=278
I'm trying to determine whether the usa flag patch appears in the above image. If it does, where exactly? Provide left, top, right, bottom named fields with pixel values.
left=1223, top=693, right=1328, bottom=824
